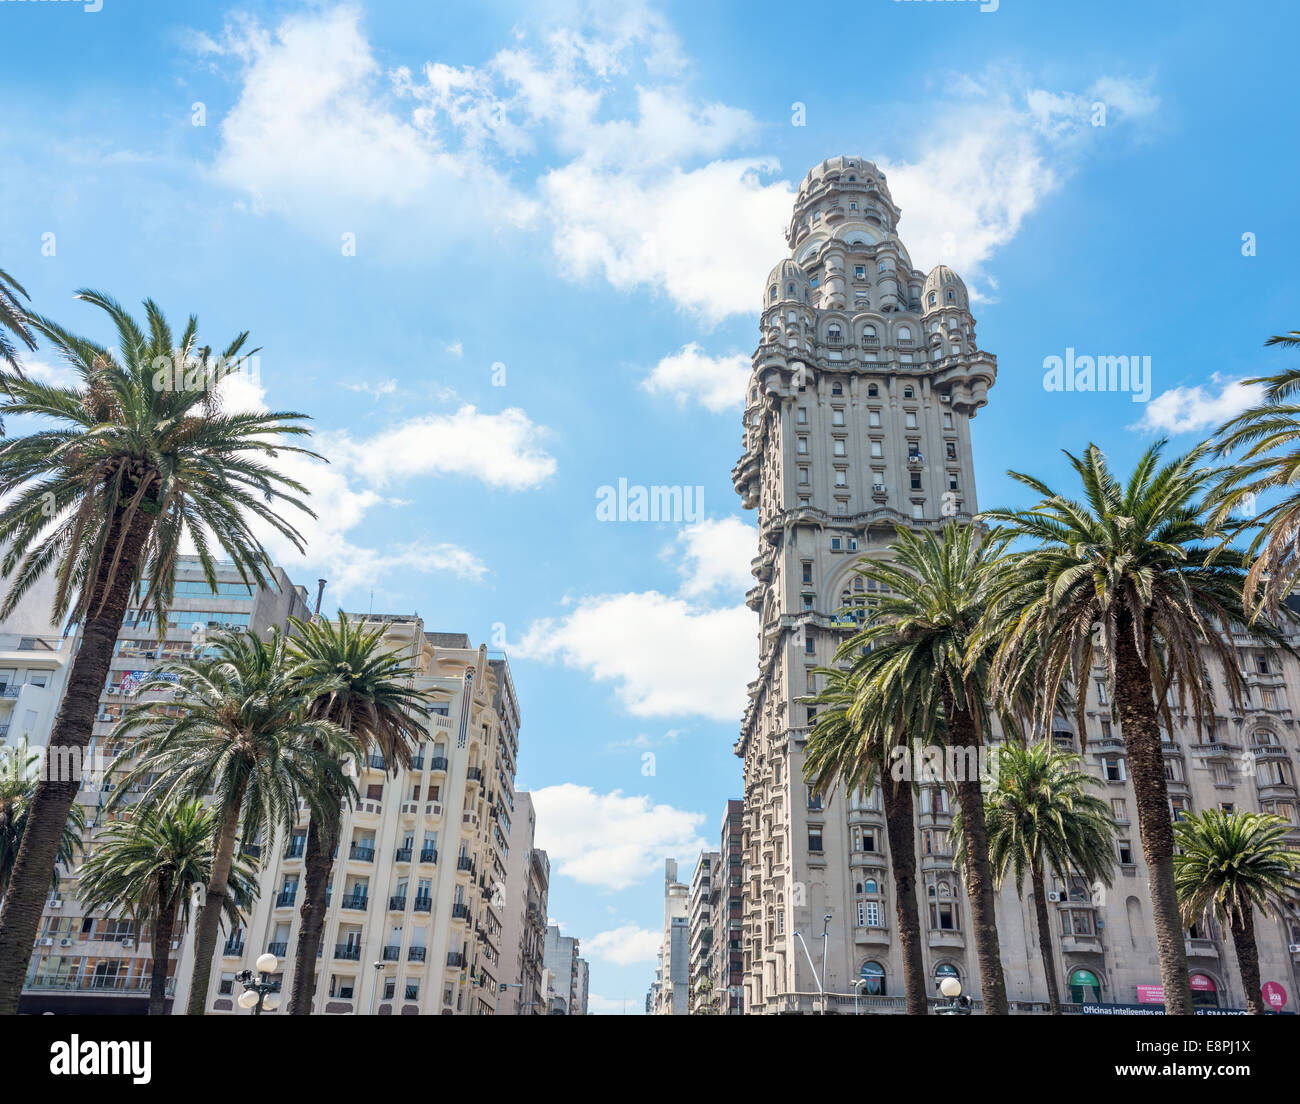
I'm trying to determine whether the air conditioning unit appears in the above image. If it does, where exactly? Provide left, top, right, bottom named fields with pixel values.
left=1290, top=943, right=1300, bottom=954
left=1047, top=891, right=1061, bottom=902
left=39, top=937, right=53, bottom=946
left=122, top=938, right=135, bottom=949
left=60, top=938, right=72, bottom=946
left=97, top=713, right=113, bottom=722
left=48, top=900, right=62, bottom=909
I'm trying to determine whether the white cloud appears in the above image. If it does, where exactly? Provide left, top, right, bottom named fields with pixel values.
left=329, top=404, right=556, bottom=490
left=515, top=591, right=753, bottom=721
left=1129, top=374, right=1265, bottom=435
left=586, top=993, right=641, bottom=1015
left=641, top=342, right=750, bottom=413
left=443, top=340, right=463, bottom=358
left=20, top=359, right=80, bottom=390
left=670, top=517, right=756, bottom=599
left=342, top=378, right=397, bottom=400
left=530, top=783, right=707, bottom=891
left=584, top=924, right=662, bottom=966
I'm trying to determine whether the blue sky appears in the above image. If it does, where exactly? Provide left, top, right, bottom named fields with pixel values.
left=1, top=0, right=1297, bottom=1013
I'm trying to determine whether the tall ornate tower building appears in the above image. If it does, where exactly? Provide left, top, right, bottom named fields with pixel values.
left=731, top=156, right=997, bottom=1012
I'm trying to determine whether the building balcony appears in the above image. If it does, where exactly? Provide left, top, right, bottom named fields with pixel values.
left=339, top=893, right=369, bottom=910
left=1060, top=933, right=1104, bottom=955
left=853, top=925, right=892, bottom=947
left=266, top=941, right=288, bottom=957
left=284, top=840, right=305, bottom=860
left=366, top=754, right=386, bottom=771
left=413, top=896, right=432, bottom=913
left=927, top=928, right=965, bottom=950
left=446, top=952, right=465, bottom=968
left=452, top=902, right=471, bottom=921
left=1185, top=937, right=1220, bottom=961
left=275, top=889, right=297, bottom=908
left=466, top=767, right=483, bottom=786
left=456, top=856, right=475, bottom=874
left=389, top=895, right=407, bottom=911
left=408, top=946, right=426, bottom=963
left=419, top=847, right=438, bottom=864
left=410, top=756, right=425, bottom=771
left=334, top=944, right=362, bottom=961
left=382, top=945, right=401, bottom=962
left=223, top=939, right=245, bottom=957
left=348, top=844, right=375, bottom=863
left=429, top=756, right=449, bottom=773
left=394, top=847, right=412, bottom=863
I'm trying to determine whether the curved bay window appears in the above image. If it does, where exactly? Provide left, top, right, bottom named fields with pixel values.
left=927, top=878, right=959, bottom=931
left=855, top=880, right=884, bottom=929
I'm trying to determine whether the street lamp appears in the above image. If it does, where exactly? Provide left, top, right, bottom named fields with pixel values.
left=935, top=975, right=971, bottom=1015
left=236, top=953, right=279, bottom=1015
left=495, top=981, right=523, bottom=1015
left=853, top=977, right=869, bottom=1016
left=367, top=961, right=386, bottom=1015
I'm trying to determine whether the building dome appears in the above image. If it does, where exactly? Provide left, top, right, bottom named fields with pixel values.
left=922, top=265, right=968, bottom=314
left=765, top=259, right=811, bottom=306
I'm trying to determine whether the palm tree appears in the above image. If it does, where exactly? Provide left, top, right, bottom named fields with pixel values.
left=0, top=744, right=82, bottom=904
left=109, top=629, right=354, bottom=1014
left=78, top=800, right=259, bottom=1014
left=804, top=666, right=927, bottom=1014
left=1174, top=809, right=1300, bottom=1014
left=977, top=441, right=1282, bottom=1015
left=1211, top=329, right=1300, bottom=617
left=0, top=266, right=36, bottom=372
left=953, top=741, right=1116, bottom=1014
left=283, top=612, right=434, bottom=1015
left=0, top=291, right=317, bottom=1013
left=822, top=523, right=1015, bottom=1014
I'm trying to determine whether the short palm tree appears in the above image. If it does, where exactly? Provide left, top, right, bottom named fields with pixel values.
left=1174, top=809, right=1300, bottom=1014
left=78, top=801, right=260, bottom=1015
left=109, top=629, right=355, bottom=1014
left=977, top=441, right=1282, bottom=1014
left=283, top=612, right=434, bottom=1015
left=804, top=666, right=927, bottom=1014
left=1211, top=328, right=1300, bottom=617
left=0, top=266, right=37, bottom=372
left=824, top=523, right=1014, bottom=1014
left=0, top=745, right=82, bottom=904
left=953, top=741, right=1116, bottom=1014
left=0, top=291, right=318, bottom=1013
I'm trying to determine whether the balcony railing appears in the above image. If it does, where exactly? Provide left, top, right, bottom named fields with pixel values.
left=367, top=754, right=386, bottom=770
left=339, top=893, right=369, bottom=910
left=284, top=840, right=306, bottom=859
left=25, top=974, right=176, bottom=995
left=446, top=952, right=465, bottom=968
left=348, top=844, right=375, bottom=862
left=452, top=902, right=471, bottom=920
left=466, top=767, right=483, bottom=784
left=408, top=946, right=426, bottom=962
left=275, top=889, right=297, bottom=908
left=267, top=942, right=288, bottom=956
left=389, top=895, right=407, bottom=911
left=456, top=856, right=475, bottom=873
left=419, top=847, right=437, bottom=864
left=334, top=944, right=362, bottom=961
left=382, top=945, right=401, bottom=962
left=223, top=939, right=245, bottom=956
left=429, top=756, right=449, bottom=772
left=394, top=847, right=412, bottom=863
left=410, top=757, right=425, bottom=771
left=413, top=896, right=432, bottom=913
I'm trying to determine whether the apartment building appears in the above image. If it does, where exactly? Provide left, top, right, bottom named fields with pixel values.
left=688, top=850, right=719, bottom=1012
left=204, top=620, right=522, bottom=1015
left=543, top=923, right=588, bottom=1014
left=652, top=859, right=690, bottom=1015
left=19, top=557, right=310, bottom=1014
left=498, top=791, right=550, bottom=1014
left=717, top=799, right=745, bottom=1013
left=731, top=155, right=1300, bottom=1014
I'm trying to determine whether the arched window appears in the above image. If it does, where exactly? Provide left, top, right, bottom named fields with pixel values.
left=863, top=879, right=878, bottom=894
left=831, top=381, right=843, bottom=396
left=787, top=283, right=795, bottom=295
left=1191, top=974, right=1220, bottom=1008
left=769, top=286, right=777, bottom=301
left=1069, top=969, right=1101, bottom=1004
left=1252, top=728, right=1279, bottom=746
left=898, top=326, right=913, bottom=345
left=928, top=292, right=936, bottom=305
left=827, top=325, right=842, bottom=344
left=935, top=963, right=960, bottom=982
left=867, top=383, right=878, bottom=396
left=903, top=386, right=914, bottom=399
left=947, top=289, right=956, bottom=301
left=859, top=961, right=886, bottom=996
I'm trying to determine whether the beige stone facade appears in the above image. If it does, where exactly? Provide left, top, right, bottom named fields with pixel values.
left=731, top=156, right=1300, bottom=1015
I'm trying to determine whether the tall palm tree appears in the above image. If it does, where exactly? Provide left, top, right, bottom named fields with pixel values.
left=109, top=629, right=354, bottom=1014
left=1211, top=328, right=1300, bottom=617
left=977, top=441, right=1282, bottom=1015
left=283, top=612, right=434, bottom=1015
left=0, top=266, right=36, bottom=372
left=823, top=524, right=1015, bottom=1014
left=952, top=741, right=1116, bottom=1014
left=78, top=801, right=259, bottom=1014
left=0, top=744, right=82, bottom=904
left=804, top=666, right=927, bottom=1014
left=1174, top=809, right=1300, bottom=1014
left=0, top=291, right=317, bottom=1013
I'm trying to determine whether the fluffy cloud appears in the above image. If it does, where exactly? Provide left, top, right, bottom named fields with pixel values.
left=514, top=591, right=753, bottom=721
left=670, top=517, right=757, bottom=598
left=641, top=342, right=750, bottom=413
left=584, top=924, right=663, bottom=965
left=530, top=783, right=707, bottom=891
left=1129, top=374, right=1265, bottom=435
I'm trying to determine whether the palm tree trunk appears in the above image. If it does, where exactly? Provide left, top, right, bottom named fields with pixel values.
left=149, top=875, right=177, bottom=1016
left=882, top=773, right=926, bottom=1014
left=186, top=786, right=246, bottom=1015
left=0, top=505, right=153, bottom=1015
left=1229, top=908, right=1263, bottom=1014
left=946, top=699, right=1008, bottom=1014
left=1030, top=862, right=1062, bottom=1014
left=288, top=806, right=339, bottom=1015
left=1113, top=614, right=1194, bottom=1015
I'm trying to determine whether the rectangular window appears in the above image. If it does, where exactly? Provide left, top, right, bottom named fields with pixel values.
left=807, top=827, right=823, bottom=853
left=943, top=413, right=953, bottom=428
left=1118, top=840, right=1134, bottom=865
left=868, top=411, right=881, bottom=428
left=870, top=440, right=883, bottom=458
left=905, top=412, right=918, bottom=429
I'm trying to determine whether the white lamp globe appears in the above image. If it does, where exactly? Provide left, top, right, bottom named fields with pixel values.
left=262, top=993, right=281, bottom=1012
left=939, top=976, right=962, bottom=999
left=256, top=952, right=278, bottom=975
left=237, top=989, right=260, bottom=1009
